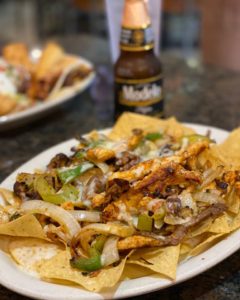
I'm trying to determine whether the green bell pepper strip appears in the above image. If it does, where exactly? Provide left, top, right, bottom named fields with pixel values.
left=35, top=176, right=79, bottom=205
left=70, top=248, right=102, bottom=272
left=35, top=176, right=66, bottom=205
left=88, top=140, right=104, bottom=148
left=57, top=162, right=94, bottom=184
left=60, top=184, right=79, bottom=201
left=70, top=235, right=107, bottom=272
left=137, top=214, right=153, bottom=231
left=145, top=132, right=163, bottom=141
left=75, top=151, right=86, bottom=159
left=92, top=235, right=107, bottom=252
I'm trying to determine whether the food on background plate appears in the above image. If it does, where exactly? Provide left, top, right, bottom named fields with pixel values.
left=0, top=42, right=93, bottom=116
left=29, top=43, right=92, bottom=100
left=1, top=112, right=240, bottom=292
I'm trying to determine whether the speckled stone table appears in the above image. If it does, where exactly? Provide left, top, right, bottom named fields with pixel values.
left=1, top=35, right=240, bottom=300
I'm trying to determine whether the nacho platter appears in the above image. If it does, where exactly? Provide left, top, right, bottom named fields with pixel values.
left=0, top=113, right=240, bottom=299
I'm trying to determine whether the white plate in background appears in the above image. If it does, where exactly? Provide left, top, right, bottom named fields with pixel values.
left=0, top=56, right=95, bottom=131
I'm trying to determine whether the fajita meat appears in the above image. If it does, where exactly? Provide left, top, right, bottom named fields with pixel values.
left=117, top=203, right=226, bottom=250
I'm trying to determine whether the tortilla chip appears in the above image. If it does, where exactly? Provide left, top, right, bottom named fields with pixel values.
left=208, top=213, right=231, bottom=234
left=9, top=238, right=63, bottom=274
left=36, top=249, right=129, bottom=292
left=0, top=235, right=15, bottom=253
left=127, top=245, right=180, bottom=280
left=228, top=208, right=240, bottom=231
left=109, top=112, right=194, bottom=140
left=180, top=233, right=211, bottom=261
left=179, top=244, right=192, bottom=262
left=0, top=214, right=46, bottom=239
left=225, top=188, right=240, bottom=214
left=186, top=217, right=213, bottom=238
left=121, top=263, right=153, bottom=280
left=0, top=188, right=21, bottom=206
left=188, top=233, right=225, bottom=257
left=164, top=117, right=194, bottom=138
left=208, top=128, right=240, bottom=169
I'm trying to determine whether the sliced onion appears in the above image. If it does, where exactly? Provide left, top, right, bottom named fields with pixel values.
left=164, top=215, right=191, bottom=225
left=179, top=192, right=197, bottom=214
left=101, top=236, right=119, bottom=266
left=21, top=200, right=80, bottom=238
left=200, top=166, right=224, bottom=189
left=74, top=222, right=135, bottom=253
left=95, top=162, right=109, bottom=174
left=43, top=224, right=69, bottom=243
left=80, top=222, right=135, bottom=237
left=194, top=191, right=223, bottom=204
left=69, top=210, right=101, bottom=222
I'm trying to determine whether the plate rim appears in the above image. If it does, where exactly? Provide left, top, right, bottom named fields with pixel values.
left=1, top=122, right=239, bottom=300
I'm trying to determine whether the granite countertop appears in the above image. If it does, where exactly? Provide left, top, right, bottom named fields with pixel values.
left=1, top=35, right=240, bottom=299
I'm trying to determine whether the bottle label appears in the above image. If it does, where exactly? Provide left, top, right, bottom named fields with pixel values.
left=120, top=24, right=154, bottom=51
left=115, top=74, right=163, bottom=116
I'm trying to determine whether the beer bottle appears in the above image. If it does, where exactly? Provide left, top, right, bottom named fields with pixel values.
left=114, top=0, right=163, bottom=118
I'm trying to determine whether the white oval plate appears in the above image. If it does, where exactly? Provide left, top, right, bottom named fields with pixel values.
left=0, top=56, right=95, bottom=131
left=1, top=123, right=240, bottom=300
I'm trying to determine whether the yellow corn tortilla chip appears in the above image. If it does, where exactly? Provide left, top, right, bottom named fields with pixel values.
left=121, top=263, right=154, bottom=280
left=188, top=233, right=225, bottom=257
left=127, top=245, right=180, bottom=280
left=0, top=214, right=46, bottom=239
left=207, top=128, right=240, bottom=169
left=197, top=148, right=223, bottom=170
left=36, top=249, right=130, bottom=292
left=225, top=187, right=240, bottom=214
left=0, top=235, right=15, bottom=253
left=179, top=244, right=192, bottom=262
left=9, top=238, right=63, bottom=274
left=186, top=217, right=213, bottom=238
left=208, top=213, right=231, bottom=234
left=164, top=117, right=195, bottom=138
left=0, top=188, right=21, bottom=206
left=180, top=233, right=212, bottom=262
left=109, top=112, right=194, bottom=140
left=228, top=208, right=240, bottom=231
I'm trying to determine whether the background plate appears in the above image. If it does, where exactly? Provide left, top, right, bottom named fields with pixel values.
left=0, top=56, right=95, bottom=131
left=1, top=123, right=239, bottom=300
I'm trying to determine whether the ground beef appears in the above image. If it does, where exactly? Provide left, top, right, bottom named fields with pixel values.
left=47, top=153, right=70, bottom=170
left=115, top=151, right=140, bottom=171
left=13, top=181, right=40, bottom=201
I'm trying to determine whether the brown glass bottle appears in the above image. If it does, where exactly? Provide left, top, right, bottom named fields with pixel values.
left=114, top=0, right=163, bottom=119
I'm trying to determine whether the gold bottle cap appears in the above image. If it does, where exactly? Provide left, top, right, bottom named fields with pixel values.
left=122, top=0, right=151, bottom=29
